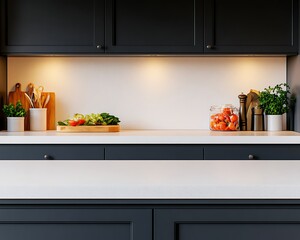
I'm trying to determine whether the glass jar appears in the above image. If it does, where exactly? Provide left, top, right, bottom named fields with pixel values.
left=209, top=104, right=240, bottom=131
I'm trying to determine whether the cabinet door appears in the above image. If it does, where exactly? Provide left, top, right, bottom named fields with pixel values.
left=155, top=208, right=300, bottom=240
left=1, top=0, right=105, bottom=54
left=105, top=145, right=204, bottom=160
left=106, top=0, right=204, bottom=53
left=0, top=145, right=104, bottom=160
left=204, top=145, right=300, bottom=160
left=204, top=0, right=298, bottom=54
left=0, top=208, right=151, bottom=240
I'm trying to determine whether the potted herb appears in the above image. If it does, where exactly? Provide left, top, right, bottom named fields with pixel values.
left=3, top=101, right=27, bottom=132
left=258, top=83, right=290, bottom=131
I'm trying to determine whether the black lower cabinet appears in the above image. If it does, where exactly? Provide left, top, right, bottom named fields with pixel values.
left=204, top=145, right=300, bottom=160
left=0, top=208, right=151, bottom=240
left=1, top=144, right=300, bottom=160
left=0, top=145, right=104, bottom=160
left=1, top=201, right=300, bottom=240
left=155, top=208, right=300, bottom=240
left=105, top=145, right=204, bottom=160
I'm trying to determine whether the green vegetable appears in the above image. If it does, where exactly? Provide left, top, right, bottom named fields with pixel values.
left=57, top=113, right=120, bottom=126
left=57, top=121, right=68, bottom=126
left=3, top=101, right=26, bottom=117
left=258, top=83, right=290, bottom=115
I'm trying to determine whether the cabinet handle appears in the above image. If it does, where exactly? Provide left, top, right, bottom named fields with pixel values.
left=43, top=154, right=52, bottom=160
left=248, top=154, right=255, bottom=160
left=96, top=45, right=104, bottom=49
left=206, top=45, right=213, bottom=49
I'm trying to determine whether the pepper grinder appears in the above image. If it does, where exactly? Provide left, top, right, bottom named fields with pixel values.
left=252, top=106, right=264, bottom=131
left=238, top=93, right=247, bottom=131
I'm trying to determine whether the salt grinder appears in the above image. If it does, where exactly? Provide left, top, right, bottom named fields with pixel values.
left=252, top=107, right=264, bottom=131
left=238, top=93, right=247, bottom=131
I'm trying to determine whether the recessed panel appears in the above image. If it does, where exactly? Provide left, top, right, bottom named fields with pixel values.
left=178, top=223, right=300, bottom=240
left=0, top=223, right=130, bottom=240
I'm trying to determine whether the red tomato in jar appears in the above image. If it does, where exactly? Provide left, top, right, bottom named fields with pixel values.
left=224, top=114, right=230, bottom=123
left=223, top=107, right=232, bottom=116
left=220, top=114, right=226, bottom=121
left=213, top=123, right=220, bottom=130
left=228, top=122, right=236, bottom=131
left=230, top=114, right=238, bottom=123
left=219, top=122, right=227, bottom=130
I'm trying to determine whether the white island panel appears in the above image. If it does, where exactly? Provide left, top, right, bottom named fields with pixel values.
left=0, top=160, right=300, bottom=199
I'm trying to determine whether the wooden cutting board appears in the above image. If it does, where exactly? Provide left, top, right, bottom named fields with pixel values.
left=8, top=83, right=56, bottom=130
left=57, top=125, right=120, bottom=132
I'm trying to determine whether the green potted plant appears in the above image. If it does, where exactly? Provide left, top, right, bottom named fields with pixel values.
left=258, top=83, right=290, bottom=131
left=3, top=101, right=27, bottom=132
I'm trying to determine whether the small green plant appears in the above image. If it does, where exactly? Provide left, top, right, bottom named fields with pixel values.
left=258, top=83, right=290, bottom=115
left=3, top=101, right=26, bottom=117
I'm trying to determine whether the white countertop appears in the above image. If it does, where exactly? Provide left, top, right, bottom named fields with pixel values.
left=0, top=130, right=300, bottom=144
left=1, top=160, right=300, bottom=199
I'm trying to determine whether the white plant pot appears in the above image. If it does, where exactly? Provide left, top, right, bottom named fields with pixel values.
left=266, top=114, right=283, bottom=131
left=7, top=117, right=25, bottom=132
left=30, top=108, right=47, bottom=131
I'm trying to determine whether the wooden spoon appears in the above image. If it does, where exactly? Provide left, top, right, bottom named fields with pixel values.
left=26, top=83, right=35, bottom=104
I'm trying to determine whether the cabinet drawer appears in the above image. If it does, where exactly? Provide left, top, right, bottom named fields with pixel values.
left=204, top=145, right=300, bottom=160
left=0, top=208, right=151, bottom=240
left=105, top=145, right=204, bottom=160
left=0, top=145, right=104, bottom=160
left=155, top=208, right=300, bottom=240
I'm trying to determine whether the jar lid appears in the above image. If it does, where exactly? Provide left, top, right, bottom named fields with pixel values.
left=210, top=104, right=237, bottom=111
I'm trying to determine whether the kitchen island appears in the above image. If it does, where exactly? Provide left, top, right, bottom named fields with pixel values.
left=1, top=130, right=300, bottom=240
left=0, top=160, right=300, bottom=240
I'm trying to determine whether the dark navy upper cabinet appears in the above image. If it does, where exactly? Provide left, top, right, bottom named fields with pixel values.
left=105, top=0, right=204, bottom=54
left=0, top=0, right=105, bottom=54
left=0, top=0, right=298, bottom=55
left=204, top=0, right=298, bottom=54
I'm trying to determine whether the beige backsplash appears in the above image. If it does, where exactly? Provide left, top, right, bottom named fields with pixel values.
left=7, top=56, right=286, bottom=130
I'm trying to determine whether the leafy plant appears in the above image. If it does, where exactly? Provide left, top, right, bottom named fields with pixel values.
left=2, top=101, right=27, bottom=117
left=258, top=83, right=290, bottom=115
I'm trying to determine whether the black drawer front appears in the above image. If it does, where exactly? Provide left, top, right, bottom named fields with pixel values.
left=0, top=145, right=104, bottom=160
left=204, top=145, right=300, bottom=160
left=105, top=145, right=204, bottom=160
left=155, top=208, right=300, bottom=240
left=0, top=208, right=151, bottom=240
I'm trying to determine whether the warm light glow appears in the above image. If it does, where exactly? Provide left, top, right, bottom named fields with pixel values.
left=232, top=57, right=285, bottom=93
left=7, top=56, right=286, bottom=130
left=136, top=57, right=170, bottom=92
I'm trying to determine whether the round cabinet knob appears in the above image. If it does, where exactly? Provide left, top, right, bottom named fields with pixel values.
left=96, top=45, right=104, bottom=49
left=206, top=45, right=213, bottom=49
left=43, top=154, right=52, bottom=160
left=248, top=154, right=255, bottom=160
